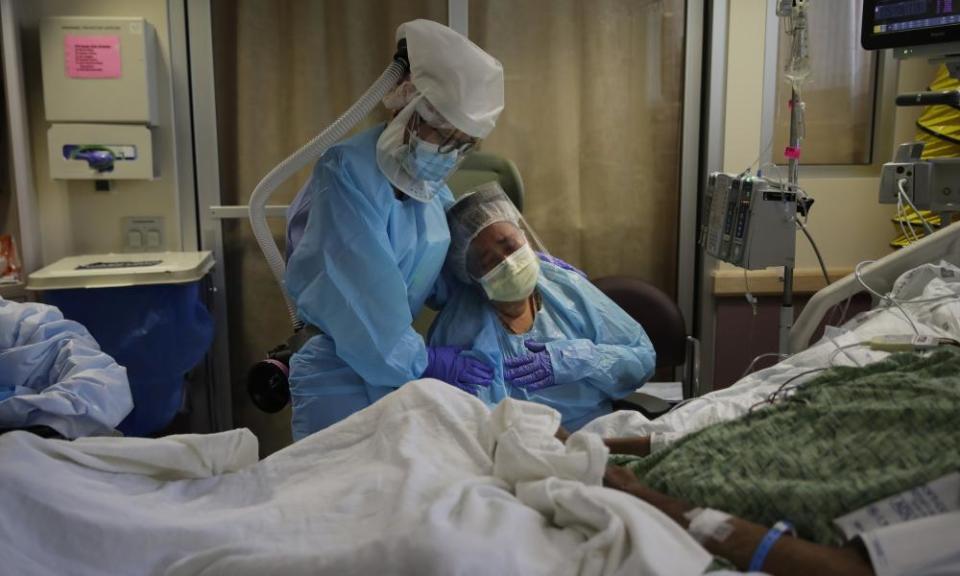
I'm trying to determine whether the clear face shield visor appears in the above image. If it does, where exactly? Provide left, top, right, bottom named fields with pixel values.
left=377, top=96, right=478, bottom=202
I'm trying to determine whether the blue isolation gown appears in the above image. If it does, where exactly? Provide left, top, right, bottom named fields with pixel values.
left=285, top=124, right=453, bottom=439
left=0, top=298, right=132, bottom=438
left=428, top=263, right=656, bottom=430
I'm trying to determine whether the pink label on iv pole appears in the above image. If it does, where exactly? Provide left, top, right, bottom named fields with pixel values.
left=784, top=146, right=801, bottom=159
left=65, top=35, right=121, bottom=78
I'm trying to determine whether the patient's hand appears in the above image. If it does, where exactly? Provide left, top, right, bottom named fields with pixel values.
left=603, top=465, right=681, bottom=512
left=602, top=466, right=877, bottom=576
left=603, top=465, right=693, bottom=527
left=555, top=426, right=571, bottom=442
left=603, top=436, right=652, bottom=457
left=603, top=465, right=641, bottom=492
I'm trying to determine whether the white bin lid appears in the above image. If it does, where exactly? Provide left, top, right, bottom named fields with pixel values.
left=27, top=251, right=214, bottom=290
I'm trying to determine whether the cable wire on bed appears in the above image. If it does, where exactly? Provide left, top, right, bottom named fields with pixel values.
left=855, top=261, right=921, bottom=336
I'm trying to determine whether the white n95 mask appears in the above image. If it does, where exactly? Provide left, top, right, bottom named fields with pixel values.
left=478, top=244, right=541, bottom=302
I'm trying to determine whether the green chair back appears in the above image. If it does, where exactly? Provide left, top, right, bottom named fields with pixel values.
left=446, top=152, right=525, bottom=212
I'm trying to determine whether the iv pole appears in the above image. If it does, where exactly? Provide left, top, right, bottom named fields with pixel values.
left=779, top=88, right=801, bottom=355
left=777, top=0, right=808, bottom=355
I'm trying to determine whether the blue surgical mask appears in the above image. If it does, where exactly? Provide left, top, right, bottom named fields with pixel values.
left=401, top=135, right=460, bottom=183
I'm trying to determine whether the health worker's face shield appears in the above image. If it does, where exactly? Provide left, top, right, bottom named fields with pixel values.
left=377, top=16, right=504, bottom=204
left=407, top=98, right=479, bottom=155
left=446, top=181, right=549, bottom=302
left=377, top=95, right=476, bottom=202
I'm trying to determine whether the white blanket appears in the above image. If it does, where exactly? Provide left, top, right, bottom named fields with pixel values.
left=585, top=260, right=960, bottom=451
left=0, top=379, right=711, bottom=576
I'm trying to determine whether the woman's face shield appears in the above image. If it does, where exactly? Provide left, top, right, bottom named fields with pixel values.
left=447, top=181, right=549, bottom=302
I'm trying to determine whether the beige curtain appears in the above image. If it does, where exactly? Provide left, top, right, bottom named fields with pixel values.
left=212, top=0, right=686, bottom=454
left=470, top=0, right=685, bottom=289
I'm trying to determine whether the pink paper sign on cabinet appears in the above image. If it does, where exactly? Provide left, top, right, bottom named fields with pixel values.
left=64, top=35, right=121, bottom=78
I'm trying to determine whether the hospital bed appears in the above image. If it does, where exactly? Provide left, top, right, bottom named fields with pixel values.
left=2, top=225, right=958, bottom=576
left=2, top=253, right=955, bottom=575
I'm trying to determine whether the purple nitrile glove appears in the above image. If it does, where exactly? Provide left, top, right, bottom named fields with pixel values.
left=536, top=252, right=587, bottom=279
left=504, top=340, right=556, bottom=392
left=423, top=346, right=494, bottom=395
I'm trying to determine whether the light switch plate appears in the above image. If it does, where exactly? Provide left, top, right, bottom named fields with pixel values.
left=122, top=216, right=164, bottom=251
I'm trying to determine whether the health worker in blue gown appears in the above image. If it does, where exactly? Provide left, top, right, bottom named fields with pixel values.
left=428, top=182, right=657, bottom=431
left=284, top=20, right=504, bottom=440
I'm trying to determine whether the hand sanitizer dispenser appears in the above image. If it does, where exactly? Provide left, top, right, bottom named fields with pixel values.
left=40, top=17, right=158, bottom=180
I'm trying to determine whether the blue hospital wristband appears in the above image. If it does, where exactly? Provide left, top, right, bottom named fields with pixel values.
left=748, top=520, right=796, bottom=572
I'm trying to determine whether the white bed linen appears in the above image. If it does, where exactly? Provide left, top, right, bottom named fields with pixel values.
left=584, top=261, right=960, bottom=451
left=0, top=378, right=711, bottom=576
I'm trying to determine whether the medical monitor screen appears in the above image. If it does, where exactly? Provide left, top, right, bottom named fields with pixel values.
left=863, top=0, right=960, bottom=50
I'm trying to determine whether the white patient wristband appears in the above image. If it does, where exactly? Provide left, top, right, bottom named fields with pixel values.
left=684, top=507, right=734, bottom=544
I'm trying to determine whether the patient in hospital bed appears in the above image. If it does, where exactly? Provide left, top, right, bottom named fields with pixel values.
left=600, top=343, right=960, bottom=575
left=428, top=181, right=656, bottom=430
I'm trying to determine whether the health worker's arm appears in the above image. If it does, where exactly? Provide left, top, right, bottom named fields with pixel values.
left=285, top=159, right=428, bottom=388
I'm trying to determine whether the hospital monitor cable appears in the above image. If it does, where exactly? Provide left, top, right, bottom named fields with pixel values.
left=897, top=177, right=936, bottom=239
left=739, top=259, right=958, bottom=401
left=746, top=367, right=825, bottom=416
left=815, top=261, right=960, bottom=377
left=744, top=335, right=952, bottom=415
left=248, top=43, right=411, bottom=331
left=896, top=191, right=920, bottom=246
left=854, top=260, right=922, bottom=336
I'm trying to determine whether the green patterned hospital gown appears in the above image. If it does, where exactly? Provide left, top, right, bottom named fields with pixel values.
left=616, top=348, right=960, bottom=546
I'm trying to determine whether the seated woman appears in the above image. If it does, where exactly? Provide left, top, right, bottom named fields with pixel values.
left=428, top=181, right=656, bottom=430
left=600, top=348, right=960, bottom=575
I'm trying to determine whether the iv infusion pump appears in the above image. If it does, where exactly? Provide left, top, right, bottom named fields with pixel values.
left=700, top=173, right=798, bottom=270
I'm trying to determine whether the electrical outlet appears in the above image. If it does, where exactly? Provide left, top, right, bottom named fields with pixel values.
left=122, top=216, right=164, bottom=251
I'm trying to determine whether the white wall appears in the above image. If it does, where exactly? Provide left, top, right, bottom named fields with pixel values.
left=722, top=0, right=938, bottom=275
left=19, top=0, right=183, bottom=264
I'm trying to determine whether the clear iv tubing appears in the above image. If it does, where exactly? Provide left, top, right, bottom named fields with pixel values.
left=248, top=59, right=408, bottom=330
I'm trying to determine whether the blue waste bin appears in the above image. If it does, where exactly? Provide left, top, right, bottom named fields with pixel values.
left=29, top=252, right=215, bottom=436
